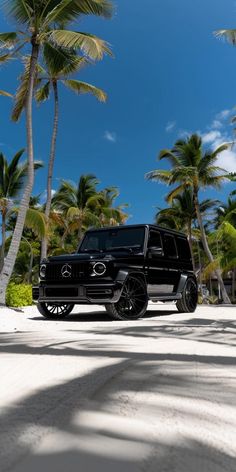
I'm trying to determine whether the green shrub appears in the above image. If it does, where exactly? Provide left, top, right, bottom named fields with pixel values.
left=6, top=283, right=32, bottom=307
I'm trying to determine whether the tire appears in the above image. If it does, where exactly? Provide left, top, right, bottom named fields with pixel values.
left=37, top=302, right=74, bottom=319
left=176, top=277, right=198, bottom=313
left=105, top=276, right=148, bottom=320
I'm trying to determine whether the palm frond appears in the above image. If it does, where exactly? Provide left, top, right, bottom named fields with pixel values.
left=67, top=206, right=80, bottom=220
left=73, top=0, right=113, bottom=18
left=8, top=148, right=25, bottom=176
left=35, top=81, right=50, bottom=103
left=203, top=259, right=220, bottom=279
left=43, top=41, right=85, bottom=76
left=3, top=0, right=33, bottom=23
left=214, top=29, right=236, bottom=45
left=145, top=169, right=172, bottom=183
left=24, top=208, right=47, bottom=238
left=0, top=53, right=12, bottom=63
left=0, top=32, right=19, bottom=47
left=166, top=184, right=186, bottom=203
left=159, top=149, right=180, bottom=166
left=63, top=79, right=107, bottom=101
left=0, top=89, right=13, bottom=98
left=11, top=55, right=30, bottom=121
left=42, top=0, right=113, bottom=27
left=49, top=30, right=112, bottom=60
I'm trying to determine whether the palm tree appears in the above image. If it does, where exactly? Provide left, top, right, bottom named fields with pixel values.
left=0, top=0, right=112, bottom=305
left=0, top=149, right=43, bottom=271
left=215, top=197, right=236, bottom=228
left=98, top=187, right=129, bottom=226
left=13, top=48, right=107, bottom=261
left=38, top=47, right=107, bottom=260
left=156, top=188, right=218, bottom=272
left=51, top=175, right=103, bottom=243
left=146, top=133, right=232, bottom=303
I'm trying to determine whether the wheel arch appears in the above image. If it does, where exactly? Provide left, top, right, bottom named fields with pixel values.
left=116, top=269, right=147, bottom=288
left=177, top=273, right=197, bottom=294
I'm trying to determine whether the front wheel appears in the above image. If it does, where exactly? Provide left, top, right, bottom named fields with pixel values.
left=37, top=302, right=74, bottom=319
left=105, top=276, right=148, bottom=320
left=176, top=278, right=198, bottom=313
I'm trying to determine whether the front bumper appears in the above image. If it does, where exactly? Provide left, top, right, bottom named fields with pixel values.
left=33, top=282, right=123, bottom=305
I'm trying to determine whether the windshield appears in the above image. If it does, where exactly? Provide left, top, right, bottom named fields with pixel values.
left=79, top=227, right=145, bottom=253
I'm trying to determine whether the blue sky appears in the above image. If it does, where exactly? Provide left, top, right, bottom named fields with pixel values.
left=0, top=0, right=236, bottom=223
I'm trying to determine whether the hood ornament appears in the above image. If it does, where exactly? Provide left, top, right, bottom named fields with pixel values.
left=61, top=264, right=72, bottom=278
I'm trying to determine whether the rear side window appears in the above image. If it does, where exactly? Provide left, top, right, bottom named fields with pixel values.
left=148, top=230, right=162, bottom=248
left=163, top=234, right=177, bottom=258
left=176, top=237, right=191, bottom=261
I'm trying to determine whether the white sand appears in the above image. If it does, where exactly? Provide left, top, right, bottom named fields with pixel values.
left=0, top=302, right=236, bottom=472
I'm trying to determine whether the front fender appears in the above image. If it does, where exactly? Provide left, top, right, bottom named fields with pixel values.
left=116, top=269, right=147, bottom=286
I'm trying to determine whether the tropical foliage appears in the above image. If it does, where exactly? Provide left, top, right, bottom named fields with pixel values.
left=146, top=133, right=234, bottom=303
left=4, top=174, right=128, bottom=282
left=0, top=1, right=236, bottom=306
left=0, top=0, right=113, bottom=304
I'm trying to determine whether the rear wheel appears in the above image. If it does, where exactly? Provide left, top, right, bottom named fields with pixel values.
left=176, top=278, right=198, bottom=313
left=105, top=276, right=148, bottom=320
left=37, top=302, right=74, bottom=319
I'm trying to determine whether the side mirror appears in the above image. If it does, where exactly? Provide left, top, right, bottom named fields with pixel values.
left=148, top=246, right=164, bottom=257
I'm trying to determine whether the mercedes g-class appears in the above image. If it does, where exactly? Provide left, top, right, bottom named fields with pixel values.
left=33, top=224, right=198, bottom=320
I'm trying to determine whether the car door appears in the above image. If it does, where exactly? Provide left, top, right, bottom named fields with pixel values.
left=162, top=233, right=181, bottom=291
left=146, top=229, right=172, bottom=296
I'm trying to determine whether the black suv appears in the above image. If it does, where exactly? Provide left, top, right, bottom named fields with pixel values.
left=33, top=224, right=198, bottom=320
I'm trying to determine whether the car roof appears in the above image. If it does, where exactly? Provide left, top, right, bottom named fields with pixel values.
left=85, top=224, right=187, bottom=239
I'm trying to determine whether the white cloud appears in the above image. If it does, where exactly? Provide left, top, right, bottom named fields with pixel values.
left=216, top=147, right=236, bottom=172
left=178, top=129, right=191, bottom=139
left=202, top=129, right=236, bottom=172
left=202, top=130, right=222, bottom=145
left=104, top=131, right=117, bottom=143
left=165, top=121, right=176, bottom=133
left=41, top=189, right=56, bottom=204
left=179, top=108, right=236, bottom=172
left=216, top=109, right=231, bottom=120
left=210, top=119, right=222, bottom=129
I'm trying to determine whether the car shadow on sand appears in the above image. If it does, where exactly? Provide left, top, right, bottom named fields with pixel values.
left=29, top=308, right=178, bottom=323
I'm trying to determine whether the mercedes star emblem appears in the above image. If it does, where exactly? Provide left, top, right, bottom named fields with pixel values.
left=61, top=264, right=72, bottom=278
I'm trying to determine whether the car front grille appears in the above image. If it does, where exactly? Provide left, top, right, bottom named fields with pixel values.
left=46, top=263, right=87, bottom=281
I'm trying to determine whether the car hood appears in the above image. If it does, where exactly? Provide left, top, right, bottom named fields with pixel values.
left=48, top=253, right=108, bottom=263
left=47, top=250, right=141, bottom=263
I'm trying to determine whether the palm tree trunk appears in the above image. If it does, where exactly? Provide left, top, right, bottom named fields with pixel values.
left=187, top=220, right=195, bottom=272
left=193, top=190, right=231, bottom=304
left=0, top=40, right=39, bottom=306
left=28, top=249, right=34, bottom=285
left=0, top=211, right=6, bottom=272
left=41, top=80, right=59, bottom=261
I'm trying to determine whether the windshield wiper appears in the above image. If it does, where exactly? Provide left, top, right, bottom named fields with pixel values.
left=105, top=245, right=141, bottom=253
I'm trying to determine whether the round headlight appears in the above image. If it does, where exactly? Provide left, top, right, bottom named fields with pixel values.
left=40, top=264, right=46, bottom=278
left=93, top=262, right=106, bottom=276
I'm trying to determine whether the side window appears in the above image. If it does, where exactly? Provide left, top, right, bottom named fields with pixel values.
left=148, top=230, right=162, bottom=248
left=163, top=234, right=177, bottom=258
left=176, top=237, right=191, bottom=261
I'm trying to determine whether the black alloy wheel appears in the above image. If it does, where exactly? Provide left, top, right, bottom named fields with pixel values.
left=176, top=278, right=198, bottom=313
left=105, top=276, right=148, bottom=320
left=37, top=302, right=74, bottom=319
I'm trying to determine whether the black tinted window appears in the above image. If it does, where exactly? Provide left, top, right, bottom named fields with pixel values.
left=176, top=237, right=191, bottom=260
left=80, top=227, right=145, bottom=252
left=163, top=234, right=177, bottom=258
left=148, top=231, right=162, bottom=248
